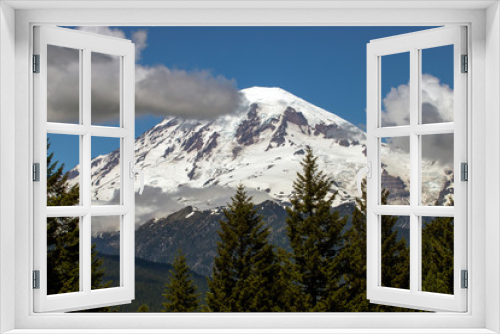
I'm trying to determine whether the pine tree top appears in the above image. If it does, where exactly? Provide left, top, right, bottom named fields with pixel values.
left=290, top=147, right=336, bottom=215
left=162, top=249, right=200, bottom=312
left=47, top=141, right=79, bottom=206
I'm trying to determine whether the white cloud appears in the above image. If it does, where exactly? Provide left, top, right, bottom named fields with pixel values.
left=132, top=30, right=148, bottom=60
left=135, top=65, right=243, bottom=120
left=382, top=83, right=410, bottom=127
left=47, top=27, right=242, bottom=124
left=420, top=74, right=454, bottom=124
left=47, top=46, right=80, bottom=123
left=382, top=74, right=454, bottom=167
left=105, top=185, right=271, bottom=228
left=382, top=74, right=454, bottom=126
left=77, top=26, right=126, bottom=39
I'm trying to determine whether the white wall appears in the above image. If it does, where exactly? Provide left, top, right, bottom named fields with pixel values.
left=3, top=3, right=497, bottom=332
left=486, top=2, right=500, bottom=332
left=0, top=2, right=16, bottom=333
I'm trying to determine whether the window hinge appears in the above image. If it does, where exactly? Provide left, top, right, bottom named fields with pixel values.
left=33, top=270, right=40, bottom=289
left=461, top=270, right=468, bottom=289
left=33, top=163, right=40, bottom=182
left=461, top=54, right=468, bottom=73
left=33, top=54, right=40, bottom=73
left=461, top=162, right=468, bottom=181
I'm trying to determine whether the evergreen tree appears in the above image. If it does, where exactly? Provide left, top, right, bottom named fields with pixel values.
left=330, top=179, right=371, bottom=312
left=334, top=180, right=412, bottom=312
left=380, top=189, right=410, bottom=291
left=206, top=185, right=286, bottom=312
left=246, top=246, right=294, bottom=312
left=47, top=146, right=79, bottom=206
left=272, top=248, right=306, bottom=312
left=137, top=304, right=150, bottom=312
left=47, top=216, right=80, bottom=294
left=46, top=141, right=82, bottom=294
left=422, top=216, right=454, bottom=295
left=162, top=249, right=200, bottom=312
left=285, top=147, right=347, bottom=311
left=46, top=141, right=112, bottom=310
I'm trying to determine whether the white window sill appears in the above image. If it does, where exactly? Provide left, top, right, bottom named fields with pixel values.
left=4, top=329, right=498, bottom=334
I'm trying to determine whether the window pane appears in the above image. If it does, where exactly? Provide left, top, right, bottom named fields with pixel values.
left=47, top=133, right=80, bottom=206
left=421, top=45, right=454, bottom=124
left=421, top=133, right=454, bottom=206
left=381, top=52, right=410, bottom=127
left=47, top=217, right=80, bottom=295
left=47, top=45, right=80, bottom=124
left=91, top=137, right=121, bottom=205
left=381, top=137, right=410, bottom=205
left=92, top=216, right=120, bottom=290
left=91, top=52, right=121, bottom=127
left=421, top=216, right=454, bottom=295
left=381, top=215, right=410, bottom=289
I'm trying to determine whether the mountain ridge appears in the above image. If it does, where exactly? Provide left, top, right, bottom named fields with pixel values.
left=70, top=86, right=452, bottom=224
left=93, top=199, right=356, bottom=277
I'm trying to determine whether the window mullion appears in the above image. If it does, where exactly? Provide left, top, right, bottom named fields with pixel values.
left=413, top=123, right=454, bottom=135
left=81, top=47, right=92, bottom=294
left=372, top=205, right=454, bottom=217
left=409, top=47, right=420, bottom=295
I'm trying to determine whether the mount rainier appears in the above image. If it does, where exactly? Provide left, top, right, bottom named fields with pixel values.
left=70, top=86, right=453, bottom=226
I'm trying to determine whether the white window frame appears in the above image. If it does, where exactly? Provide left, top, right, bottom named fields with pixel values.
left=33, top=26, right=136, bottom=313
left=0, top=1, right=498, bottom=333
left=366, top=26, right=468, bottom=312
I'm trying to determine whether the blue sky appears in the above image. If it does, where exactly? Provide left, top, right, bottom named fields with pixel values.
left=49, top=26, right=454, bottom=171
left=129, top=26, right=452, bottom=132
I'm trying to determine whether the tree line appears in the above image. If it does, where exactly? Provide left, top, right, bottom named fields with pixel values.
left=47, top=143, right=453, bottom=312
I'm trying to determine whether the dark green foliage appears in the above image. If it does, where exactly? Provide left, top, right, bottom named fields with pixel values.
left=47, top=143, right=79, bottom=207
left=272, top=248, right=305, bottom=312
left=124, top=200, right=354, bottom=278
left=46, top=142, right=81, bottom=295
left=90, top=243, right=110, bottom=291
left=97, top=254, right=208, bottom=312
left=422, top=217, right=454, bottom=295
left=331, top=179, right=371, bottom=312
left=285, top=147, right=347, bottom=311
left=47, top=226, right=110, bottom=297
left=380, top=189, right=410, bottom=292
left=47, top=217, right=80, bottom=295
left=334, top=180, right=414, bottom=312
left=207, top=185, right=286, bottom=312
left=137, top=304, right=150, bottom=312
left=162, top=250, right=201, bottom=312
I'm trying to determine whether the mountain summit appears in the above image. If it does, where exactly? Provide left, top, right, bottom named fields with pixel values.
left=70, top=86, right=451, bottom=222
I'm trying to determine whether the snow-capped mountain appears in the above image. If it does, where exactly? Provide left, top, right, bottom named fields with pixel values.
left=70, top=86, right=453, bottom=222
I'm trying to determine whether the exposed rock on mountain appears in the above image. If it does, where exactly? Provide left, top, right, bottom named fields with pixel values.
left=83, top=86, right=454, bottom=275
left=70, top=86, right=453, bottom=218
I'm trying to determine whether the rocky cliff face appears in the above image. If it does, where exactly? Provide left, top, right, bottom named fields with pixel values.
left=70, top=86, right=453, bottom=221
left=84, top=86, right=453, bottom=274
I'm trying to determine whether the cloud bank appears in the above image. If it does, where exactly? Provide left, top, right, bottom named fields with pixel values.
left=47, top=27, right=243, bottom=124
left=382, top=74, right=454, bottom=167
left=96, top=185, right=272, bottom=229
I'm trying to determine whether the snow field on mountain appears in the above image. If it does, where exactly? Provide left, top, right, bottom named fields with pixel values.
left=70, top=86, right=453, bottom=224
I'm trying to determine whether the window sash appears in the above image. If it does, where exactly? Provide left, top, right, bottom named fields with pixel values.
left=366, top=26, right=468, bottom=312
left=33, top=25, right=136, bottom=313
